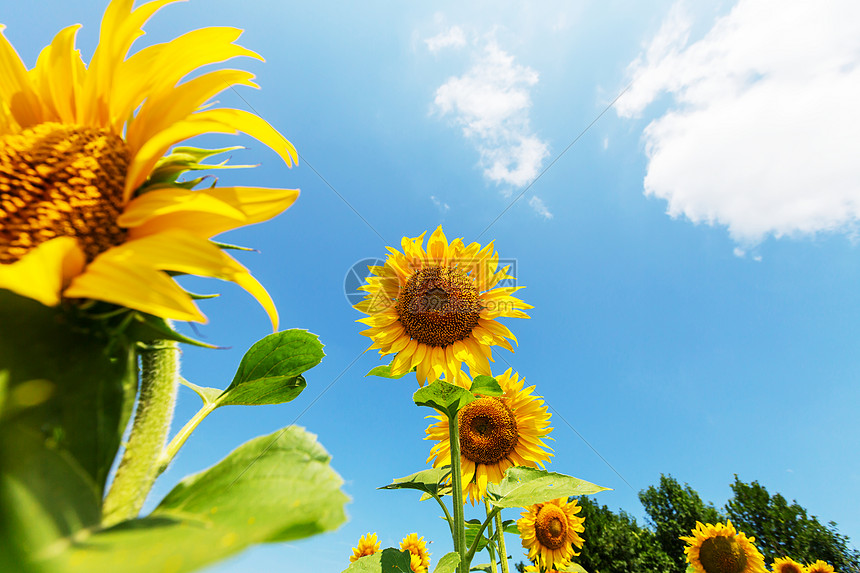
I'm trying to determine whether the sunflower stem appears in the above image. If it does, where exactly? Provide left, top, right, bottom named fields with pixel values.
left=448, top=410, right=467, bottom=573
left=485, top=501, right=500, bottom=573
left=102, top=340, right=179, bottom=526
left=495, top=509, right=510, bottom=573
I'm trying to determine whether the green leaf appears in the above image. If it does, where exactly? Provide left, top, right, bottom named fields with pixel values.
left=218, top=329, right=324, bottom=406
left=365, top=364, right=415, bottom=379
left=433, top=551, right=461, bottom=573
left=0, top=291, right=137, bottom=496
left=342, top=548, right=413, bottom=572
left=379, top=467, right=452, bottom=498
left=559, top=564, right=589, bottom=573
left=413, top=380, right=476, bottom=418
left=487, top=467, right=611, bottom=508
left=52, top=426, right=348, bottom=573
left=464, top=519, right=492, bottom=553
left=501, top=519, right=520, bottom=535
left=469, top=375, right=503, bottom=397
left=125, top=312, right=219, bottom=348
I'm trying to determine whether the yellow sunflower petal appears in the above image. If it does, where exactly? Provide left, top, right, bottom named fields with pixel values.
left=0, top=237, right=84, bottom=307
left=121, top=186, right=299, bottom=239
left=0, top=25, right=43, bottom=127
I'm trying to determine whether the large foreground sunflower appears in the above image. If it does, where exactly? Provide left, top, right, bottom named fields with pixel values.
left=0, top=0, right=299, bottom=327
left=355, top=226, right=531, bottom=385
left=349, top=532, right=381, bottom=563
left=518, top=497, right=585, bottom=571
left=772, top=557, right=807, bottom=573
left=425, top=369, right=553, bottom=504
left=681, top=521, right=767, bottom=573
left=400, top=533, right=431, bottom=573
left=805, top=561, right=834, bottom=573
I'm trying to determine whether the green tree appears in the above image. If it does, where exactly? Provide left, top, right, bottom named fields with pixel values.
left=574, top=496, right=675, bottom=573
left=638, top=474, right=724, bottom=573
left=725, top=476, right=860, bottom=571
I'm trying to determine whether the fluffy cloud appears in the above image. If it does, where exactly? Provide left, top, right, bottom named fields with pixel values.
left=431, top=40, right=550, bottom=190
left=618, top=0, right=860, bottom=245
left=425, top=25, right=466, bottom=52
left=529, top=195, right=553, bottom=219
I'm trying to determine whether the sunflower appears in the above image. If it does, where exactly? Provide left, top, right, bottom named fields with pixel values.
left=349, top=532, right=381, bottom=563
left=0, top=0, right=300, bottom=328
left=681, top=521, right=768, bottom=573
left=355, top=226, right=531, bottom=385
left=425, top=368, right=553, bottom=504
left=400, top=533, right=431, bottom=573
left=772, top=557, right=807, bottom=573
left=518, top=497, right=585, bottom=571
left=805, top=561, right=834, bottom=573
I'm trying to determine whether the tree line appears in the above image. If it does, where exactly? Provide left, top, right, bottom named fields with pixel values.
left=516, top=474, right=860, bottom=573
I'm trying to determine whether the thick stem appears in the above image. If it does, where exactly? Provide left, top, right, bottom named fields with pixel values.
left=495, top=510, right=510, bottom=573
left=485, top=501, right=499, bottom=573
left=448, top=411, right=467, bottom=573
left=102, top=341, right=179, bottom=526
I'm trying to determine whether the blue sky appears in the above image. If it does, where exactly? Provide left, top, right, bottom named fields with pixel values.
left=5, top=0, right=860, bottom=571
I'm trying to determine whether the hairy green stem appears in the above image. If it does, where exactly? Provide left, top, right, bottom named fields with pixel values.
left=495, top=509, right=510, bottom=573
left=485, top=501, right=500, bottom=573
left=102, top=340, right=179, bottom=526
left=448, top=411, right=467, bottom=573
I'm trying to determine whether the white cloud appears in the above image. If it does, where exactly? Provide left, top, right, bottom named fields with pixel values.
left=430, top=195, right=450, bottom=212
left=425, top=26, right=467, bottom=52
left=529, top=195, right=553, bottom=219
left=431, top=40, right=550, bottom=188
left=618, top=0, right=860, bottom=245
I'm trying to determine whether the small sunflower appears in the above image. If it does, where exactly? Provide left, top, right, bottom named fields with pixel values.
left=681, top=521, right=768, bottom=573
left=355, top=226, right=531, bottom=385
left=399, top=533, right=430, bottom=573
left=518, top=497, right=585, bottom=571
left=772, top=557, right=807, bottom=573
left=350, top=532, right=381, bottom=563
left=806, top=561, right=834, bottom=573
left=0, top=0, right=299, bottom=328
left=425, top=369, right=553, bottom=504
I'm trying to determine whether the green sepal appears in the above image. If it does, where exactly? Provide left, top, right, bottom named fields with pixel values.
left=413, top=379, right=476, bottom=418
left=51, top=426, right=348, bottom=573
left=342, top=548, right=413, bottom=572
left=486, top=467, right=611, bottom=508
left=211, top=240, right=256, bottom=252
left=379, top=467, right=452, bottom=498
left=469, top=375, right=503, bottom=396
left=365, top=364, right=416, bottom=379
left=218, top=329, right=324, bottom=407
left=124, top=313, right=219, bottom=348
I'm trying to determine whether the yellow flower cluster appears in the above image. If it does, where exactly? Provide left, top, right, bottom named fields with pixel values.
left=348, top=532, right=430, bottom=573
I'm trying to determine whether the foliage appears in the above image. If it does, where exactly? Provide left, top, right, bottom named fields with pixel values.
left=725, top=476, right=860, bottom=571
left=639, top=474, right=724, bottom=573
left=574, top=496, right=675, bottom=573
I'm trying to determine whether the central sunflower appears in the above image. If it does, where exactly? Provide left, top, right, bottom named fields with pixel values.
left=355, top=227, right=531, bottom=385
left=681, top=521, right=768, bottom=573
left=0, top=0, right=299, bottom=327
left=518, top=497, right=585, bottom=571
left=425, top=369, right=553, bottom=504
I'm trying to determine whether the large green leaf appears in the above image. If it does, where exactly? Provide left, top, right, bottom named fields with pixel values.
left=0, top=291, right=137, bottom=496
left=342, top=548, right=413, bottom=572
left=487, top=467, right=610, bottom=508
left=49, top=426, right=347, bottom=573
left=0, top=426, right=101, bottom=571
left=219, top=329, right=324, bottom=406
left=413, top=380, right=476, bottom=418
left=379, top=467, right=452, bottom=498
left=433, top=552, right=460, bottom=573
